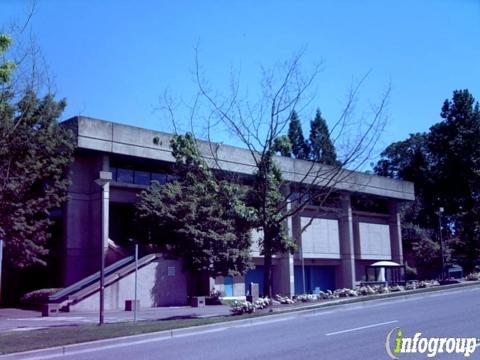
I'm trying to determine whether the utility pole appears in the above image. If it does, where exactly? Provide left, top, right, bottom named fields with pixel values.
left=438, top=207, right=445, bottom=280
left=0, top=240, right=3, bottom=305
left=134, top=242, right=138, bottom=324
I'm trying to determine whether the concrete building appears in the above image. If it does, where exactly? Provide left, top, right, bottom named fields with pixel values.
left=55, top=116, right=414, bottom=309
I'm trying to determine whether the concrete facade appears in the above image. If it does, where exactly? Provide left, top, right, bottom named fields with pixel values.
left=70, top=259, right=188, bottom=311
left=60, top=116, right=414, bottom=306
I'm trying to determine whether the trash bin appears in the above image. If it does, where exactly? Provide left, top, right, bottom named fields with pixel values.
left=191, top=296, right=206, bottom=307
left=42, top=303, right=60, bottom=317
left=246, top=282, right=259, bottom=303
left=125, top=299, right=140, bottom=311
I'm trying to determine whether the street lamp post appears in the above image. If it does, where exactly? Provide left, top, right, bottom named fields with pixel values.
left=95, top=171, right=112, bottom=326
left=438, top=207, right=445, bottom=280
left=134, top=241, right=138, bottom=323
left=0, top=239, right=3, bottom=304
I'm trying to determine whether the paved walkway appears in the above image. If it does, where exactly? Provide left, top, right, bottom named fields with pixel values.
left=2, top=281, right=479, bottom=333
left=0, top=305, right=231, bottom=332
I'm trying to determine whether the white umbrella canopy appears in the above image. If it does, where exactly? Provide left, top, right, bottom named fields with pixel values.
left=370, top=261, right=401, bottom=267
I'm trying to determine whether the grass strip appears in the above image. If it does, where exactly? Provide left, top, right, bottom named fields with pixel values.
left=2, top=281, right=479, bottom=355
left=0, top=312, right=268, bottom=355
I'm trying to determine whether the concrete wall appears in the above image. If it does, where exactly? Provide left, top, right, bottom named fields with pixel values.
left=300, top=217, right=340, bottom=259
left=63, top=116, right=414, bottom=201
left=70, top=259, right=188, bottom=311
left=213, top=276, right=245, bottom=297
left=63, top=152, right=106, bottom=285
left=59, top=116, right=411, bottom=298
left=358, top=222, right=391, bottom=260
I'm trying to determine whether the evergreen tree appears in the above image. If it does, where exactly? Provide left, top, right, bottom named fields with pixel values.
left=309, top=109, right=338, bottom=165
left=0, top=34, right=75, bottom=269
left=287, top=111, right=309, bottom=159
left=375, top=89, right=480, bottom=273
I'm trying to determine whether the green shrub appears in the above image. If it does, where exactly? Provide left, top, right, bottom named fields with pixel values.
left=20, top=288, right=61, bottom=309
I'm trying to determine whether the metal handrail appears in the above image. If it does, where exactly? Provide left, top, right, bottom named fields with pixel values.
left=68, top=254, right=160, bottom=302
left=49, top=255, right=135, bottom=302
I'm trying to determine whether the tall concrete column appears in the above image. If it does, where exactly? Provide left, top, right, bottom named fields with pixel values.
left=63, top=154, right=110, bottom=285
left=388, top=200, right=404, bottom=264
left=339, top=193, right=356, bottom=288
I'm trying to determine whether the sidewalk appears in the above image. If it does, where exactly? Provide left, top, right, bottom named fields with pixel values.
left=1, top=280, right=479, bottom=333
left=0, top=305, right=231, bottom=333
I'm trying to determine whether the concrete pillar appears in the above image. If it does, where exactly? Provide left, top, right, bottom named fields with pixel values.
left=339, top=193, right=356, bottom=288
left=388, top=200, right=404, bottom=264
left=63, top=154, right=111, bottom=285
left=273, top=255, right=294, bottom=297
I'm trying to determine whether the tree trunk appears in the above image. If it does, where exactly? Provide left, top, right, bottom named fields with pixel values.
left=262, top=229, right=274, bottom=298
left=263, top=253, right=272, bottom=298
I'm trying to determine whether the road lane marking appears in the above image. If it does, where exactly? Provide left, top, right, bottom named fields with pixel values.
left=233, top=316, right=296, bottom=328
left=302, top=310, right=335, bottom=317
left=325, top=320, right=398, bottom=336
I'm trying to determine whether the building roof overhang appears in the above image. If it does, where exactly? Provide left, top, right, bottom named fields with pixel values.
left=62, top=116, right=415, bottom=201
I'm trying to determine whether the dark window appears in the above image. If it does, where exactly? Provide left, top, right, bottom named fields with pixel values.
left=116, top=168, right=134, bottom=184
left=111, top=167, right=118, bottom=181
left=151, top=172, right=168, bottom=184
left=134, top=170, right=151, bottom=185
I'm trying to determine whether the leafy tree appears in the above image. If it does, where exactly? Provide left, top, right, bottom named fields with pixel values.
left=135, top=134, right=254, bottom=291
left=375, top=133, right=436, bottom=228
left=0, top=35, right=15, bottom=84
left=287, top=111, right=309, bottom=159
left=247, top=148, right=296, bottom=296
left=191, top=52, right=387, bottom=296
left=309, top=109, right=338, bottom=165
left=429, top=90, right=480, bottom=269
left=375, top=89, right=480, bottom=272
left=273, top=135, right=292, bottom=157
left=0, top=34, right=75, bottom=269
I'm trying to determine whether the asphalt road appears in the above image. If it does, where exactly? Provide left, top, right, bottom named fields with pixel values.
left=9, top=286, right=480, bottom=360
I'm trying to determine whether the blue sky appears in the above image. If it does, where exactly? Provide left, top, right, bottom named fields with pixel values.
left=1, top=0, right=479, bottom=162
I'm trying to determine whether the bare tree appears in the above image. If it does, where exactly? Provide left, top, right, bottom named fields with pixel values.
left=159, top=48, right=389, bottom=296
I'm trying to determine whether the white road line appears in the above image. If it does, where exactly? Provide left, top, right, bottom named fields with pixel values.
left=233, top=316, right=296, bottom=328
left=325, top=320, right=398, bottom=336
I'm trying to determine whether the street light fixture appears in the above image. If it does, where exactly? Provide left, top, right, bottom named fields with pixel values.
left=95, top=171, right=112, bottom=326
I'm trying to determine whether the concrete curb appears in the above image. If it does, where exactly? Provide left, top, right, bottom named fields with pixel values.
left=1, top=281, right=479, bottom=359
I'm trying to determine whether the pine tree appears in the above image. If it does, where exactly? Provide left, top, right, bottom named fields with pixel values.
left=287, top=111, right=309, bottom=159
left=309, top=109, right=338, bottom=165
left=375, top=89, right=480, bottom=272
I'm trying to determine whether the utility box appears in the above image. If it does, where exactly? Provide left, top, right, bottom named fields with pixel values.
left=191, top=296, right=206, bottom=307
left=246, top=282, right=259, bottom=303
left=42, top=303, right=60, bottom=317
left=125, top=299, right=140, bottom=311
left=447, top=265, right=463, bottom=279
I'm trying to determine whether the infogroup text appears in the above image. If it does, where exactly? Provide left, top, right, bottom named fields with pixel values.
left=385, top=328, right=478, bottom=358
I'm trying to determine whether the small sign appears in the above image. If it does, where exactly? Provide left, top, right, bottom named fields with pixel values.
left=167, top=266, right=175, bottom=276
